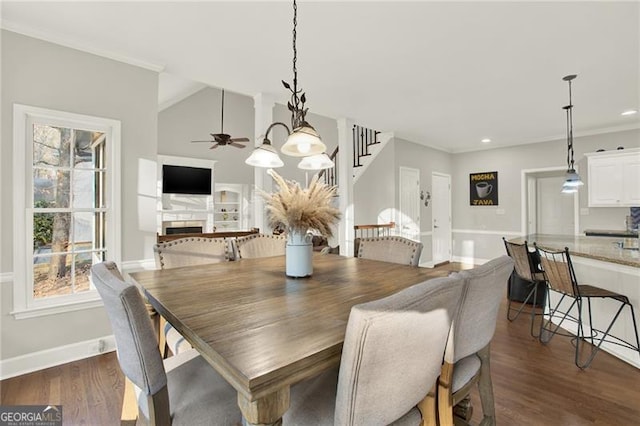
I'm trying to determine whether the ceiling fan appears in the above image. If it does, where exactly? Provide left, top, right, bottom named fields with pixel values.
left=191, top=90, right=250, bottom=149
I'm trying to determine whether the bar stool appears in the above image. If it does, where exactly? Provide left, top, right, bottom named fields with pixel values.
left=535, top=245, right=640, bottom=369
left=503, top=238, right=547, bottom=337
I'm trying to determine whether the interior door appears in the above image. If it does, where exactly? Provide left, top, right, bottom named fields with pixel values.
left=432, top=173, right=451, bottom=265
left=537, top=176, right=575, bottom=234
left=399, top=167, right=420, bottom=242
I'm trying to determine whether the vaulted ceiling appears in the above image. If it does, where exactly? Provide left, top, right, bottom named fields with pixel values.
left=2, top=1, right=638, bottom=152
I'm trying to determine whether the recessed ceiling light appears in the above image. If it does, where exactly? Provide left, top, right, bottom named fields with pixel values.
left=621, top=110, right=638, bottom=116
left=481, top=138, right=491, bottom=143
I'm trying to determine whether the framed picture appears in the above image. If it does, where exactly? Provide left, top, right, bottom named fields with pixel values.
left=470, top=171, right=498, bottom=206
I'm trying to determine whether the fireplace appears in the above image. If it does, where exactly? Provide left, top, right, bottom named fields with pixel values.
left=162, top=220, right=206, bottom=236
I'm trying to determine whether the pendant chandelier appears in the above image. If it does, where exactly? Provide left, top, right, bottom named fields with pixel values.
left=246, top=0, right=333, bottom=170
left=561, top=74, right=583, bottom=193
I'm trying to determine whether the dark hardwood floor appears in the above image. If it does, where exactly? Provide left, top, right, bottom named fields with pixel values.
left=1, top=262, right=639, bottom=425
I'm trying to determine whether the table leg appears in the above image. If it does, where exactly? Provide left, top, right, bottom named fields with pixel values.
left=237, top=387, right=290, bottom=426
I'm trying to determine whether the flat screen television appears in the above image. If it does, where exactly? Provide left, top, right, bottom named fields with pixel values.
left=162, top=164, right=212, bottom=195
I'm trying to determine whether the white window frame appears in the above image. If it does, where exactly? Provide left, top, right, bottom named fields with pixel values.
left=12, top=104, right=121, bottom=319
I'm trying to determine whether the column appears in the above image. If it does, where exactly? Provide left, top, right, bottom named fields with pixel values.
left=337, top=117, right=355, bottom=257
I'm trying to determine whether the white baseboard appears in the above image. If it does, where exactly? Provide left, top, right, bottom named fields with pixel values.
left=452, top=255, right=490, bottom=265
left=121, top=258, right=156, bottom=272
left=0, top=335, right=116, bottom=380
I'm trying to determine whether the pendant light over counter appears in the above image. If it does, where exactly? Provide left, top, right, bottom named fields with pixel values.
left=561, top=74, right=583, bottom=194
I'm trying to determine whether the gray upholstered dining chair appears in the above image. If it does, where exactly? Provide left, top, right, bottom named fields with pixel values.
left=153, top=237, right=230, bottom=357
left=91, top=261, right=241, bottom=425
left=234, top=233, right=286, bottom=259
left=437, top=255, right=514, bottom=426
left=356, top=235, right=423, bottom=266
left=284, top=274, right=465, bottom=426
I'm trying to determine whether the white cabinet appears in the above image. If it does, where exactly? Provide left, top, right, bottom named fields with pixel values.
left=214, top=183, right=248, bottom=231
left=587, top=149, right=640, bottom=207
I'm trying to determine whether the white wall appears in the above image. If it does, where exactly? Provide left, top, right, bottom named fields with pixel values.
left=451, top=129, right=640, bottom=261
left=1, top=31, right=158, bottom=360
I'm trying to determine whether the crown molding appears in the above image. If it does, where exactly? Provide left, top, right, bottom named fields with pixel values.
left=1, top=19, right=165, bottom=73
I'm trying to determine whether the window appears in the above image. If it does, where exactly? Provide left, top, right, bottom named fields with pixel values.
left=13, top=105, right=121, bottom=318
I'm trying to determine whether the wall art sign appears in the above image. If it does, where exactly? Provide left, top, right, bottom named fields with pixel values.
left=470, top=171, right=498, bottom=206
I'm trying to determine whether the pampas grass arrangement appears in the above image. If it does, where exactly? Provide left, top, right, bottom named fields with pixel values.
left=261, top=171, right=341, bottom=237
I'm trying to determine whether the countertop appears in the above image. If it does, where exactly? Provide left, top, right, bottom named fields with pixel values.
left=584, top=229, right=638, bottom=238
left=509, top=234, right=640, bottom=268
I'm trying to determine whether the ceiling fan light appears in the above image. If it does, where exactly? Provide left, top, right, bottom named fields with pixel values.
left=245, top=141, right=284, bottom=168
left=297, top=153, right=334, bottom=170
left=281, top=122, right=326, bottom=157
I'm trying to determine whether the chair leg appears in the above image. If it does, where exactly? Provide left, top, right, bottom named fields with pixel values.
left=158, top=316, right=168, bottom=359
left=477, top=344, right=496, bottom=426
left=576, top=298, right=628, bottom=369
left=540, top=294, right=577, bottom=344
left=507, top=278, right=537, bottom=322
left=437, top=361, right=455, bottom=426
left=417, top=384, right=437, bottom=426
left=121, top=377, right=138, bottom=425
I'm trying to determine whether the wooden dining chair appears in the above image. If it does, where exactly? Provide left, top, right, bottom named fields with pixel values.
left=153, top=237, right=230, bottom=357
left=356, top=235, right=423, bottom=266
left=284, top=274, right=465, bottom=425
left=535, top=245, right=640, bottom=369
left=91, top=262, right=241, bottom=425
left=235, top=233, right=286, bottom=259
left=437, top=255, right=514, bottom=426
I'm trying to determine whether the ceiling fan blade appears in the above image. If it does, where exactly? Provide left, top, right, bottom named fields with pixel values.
left=229, top=142, right=247, bottom=149
left=229, top=137, right=250, bottom=143
left=209, top=144, right=220, bottom=149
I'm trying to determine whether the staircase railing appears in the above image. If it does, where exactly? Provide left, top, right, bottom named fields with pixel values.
left=318, top=146, right=339, bottom=187
left=353, top=124, right=380, bottom=168
left=317, top=124, right=380, bottom=187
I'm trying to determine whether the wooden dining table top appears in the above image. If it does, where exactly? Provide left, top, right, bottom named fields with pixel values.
left=129, top=253, right=450, bottom=423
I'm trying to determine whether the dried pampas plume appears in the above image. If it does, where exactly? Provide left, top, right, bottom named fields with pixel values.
left=260, top=171, right=341, bottom=237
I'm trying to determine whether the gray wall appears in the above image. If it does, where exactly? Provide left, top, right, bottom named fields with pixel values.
left=354, top=137, right=454, bottom=264
left=451, top=128, right=640, bottom=260
left=1, top=31, right=158, bottom=359
left=158, top=87, right=255, bottom=185
left=394, top=137, right=453, bottom=262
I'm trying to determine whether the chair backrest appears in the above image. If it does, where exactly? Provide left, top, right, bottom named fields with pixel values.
left=153, top=237, right=229, bottom=269
left=91, top=262, right=167, bottom=397
left=334, top=275, right=465, bottom=425
left=503, top=238, right=536, bottom=282
left=235, top=233, right=286, bottom=259
left=445, top=256, right=514, bottom=364
left=356, top=236, right=423, bottom=266
left=535, top=245, right=577, bottom=296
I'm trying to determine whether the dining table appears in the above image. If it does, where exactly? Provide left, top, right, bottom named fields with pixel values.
left=129, top=253, right=450, bottom=425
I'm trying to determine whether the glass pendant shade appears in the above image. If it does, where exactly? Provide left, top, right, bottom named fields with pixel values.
left=297, top=152, right=334, bottom=170
left=561, top=182, right=579, bottom=194
left=281, top=122, right=326, bottom=157
left=245, top=142, right=284, bottom=168
left=563, top=168, right=584, bottom=187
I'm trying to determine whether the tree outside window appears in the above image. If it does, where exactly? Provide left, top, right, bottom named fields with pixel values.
left=32, top=124, right=106, bottom=299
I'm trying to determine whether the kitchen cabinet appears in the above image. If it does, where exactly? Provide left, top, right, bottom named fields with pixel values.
left=586, top=149, right=640, bottom=207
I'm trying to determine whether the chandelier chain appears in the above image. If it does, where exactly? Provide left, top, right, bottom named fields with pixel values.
left=292, top=0, right=297, bottom=93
